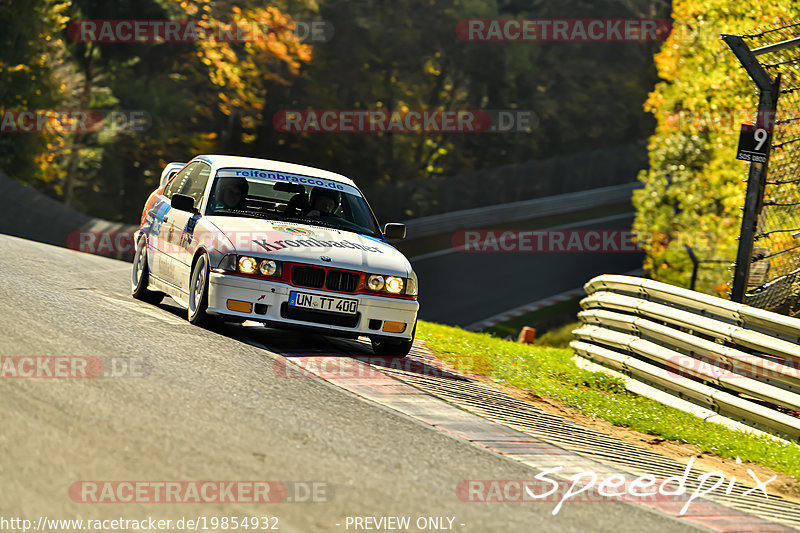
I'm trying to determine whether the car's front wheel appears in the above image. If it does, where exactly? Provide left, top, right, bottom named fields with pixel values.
left=131, top=237, right=164, bottom=304
left=371, top=321, right=416, bottom=358
left=188, top=253, right=214, bottom=326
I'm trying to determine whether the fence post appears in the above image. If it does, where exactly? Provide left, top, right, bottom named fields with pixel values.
left=722, top=35, right=781, bottom=303
left=684, top=244, right=699, bottom=291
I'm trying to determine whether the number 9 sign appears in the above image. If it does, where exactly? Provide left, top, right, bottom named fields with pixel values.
left=736, top=124, right=770, bottom=162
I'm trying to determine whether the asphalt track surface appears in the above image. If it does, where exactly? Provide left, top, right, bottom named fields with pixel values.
left=0, top=235, right=707, bottom=532
left=412, top=214, right=643, bottom=326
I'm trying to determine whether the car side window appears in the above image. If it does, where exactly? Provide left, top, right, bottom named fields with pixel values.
left=183, top=163, right=212, bottom=209
left=164, top=162, right=197, bottom=199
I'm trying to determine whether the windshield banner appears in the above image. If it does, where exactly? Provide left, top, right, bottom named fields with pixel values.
left=216, top=168, right=360, bottom=196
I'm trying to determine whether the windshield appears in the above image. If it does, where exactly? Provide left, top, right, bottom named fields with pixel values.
left=205, top=168, right=382, bottom=237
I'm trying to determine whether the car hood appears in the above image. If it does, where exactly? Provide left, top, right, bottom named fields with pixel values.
left=204, top=216, right=411, bottom=276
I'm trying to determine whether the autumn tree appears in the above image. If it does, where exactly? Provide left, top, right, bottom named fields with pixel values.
left=633, top=1, right=800, bottom=295
left=0, top=0, right=70, bottom=188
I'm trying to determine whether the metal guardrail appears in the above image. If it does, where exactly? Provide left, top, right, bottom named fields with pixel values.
left=403, top=182, right=639, bottom=239
left=571, top=274, right=800, bottom=440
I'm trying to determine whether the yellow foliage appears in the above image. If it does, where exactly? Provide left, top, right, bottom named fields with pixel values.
left=634, top=1, right=800, bottom=295
left=183, top=1, right=312, bottom=120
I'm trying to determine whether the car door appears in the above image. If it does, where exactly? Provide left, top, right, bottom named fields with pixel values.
left=169, top=162, right=212, bottom=292
left=153, top=161, right=199, bottom=285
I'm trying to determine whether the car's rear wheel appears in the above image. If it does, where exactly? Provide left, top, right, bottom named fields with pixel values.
left=371, top=321, right=416, bottom=358
left=188, top=253, right=214, bottom=326
left=131, top=237, right=164, bottom=304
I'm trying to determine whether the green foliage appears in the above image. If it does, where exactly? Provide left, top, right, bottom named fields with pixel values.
left=633, top=2, right=800, bottom=296
left=0, top=0, right=69, bottom=185
left=5, top=0, right=669, bottom=223
left=264, top=0, right=669, bottom=212
left=1, top=0, right=311, bottom=221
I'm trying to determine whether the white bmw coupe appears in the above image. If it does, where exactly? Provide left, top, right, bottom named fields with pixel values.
left=132, top=155, right=419, bottom=356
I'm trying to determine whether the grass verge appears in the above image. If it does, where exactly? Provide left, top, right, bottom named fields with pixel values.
left=417, top=320, right=800, bottom=481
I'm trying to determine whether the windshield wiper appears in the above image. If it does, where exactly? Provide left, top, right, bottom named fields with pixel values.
left=280, top=215, right=380, bottom=237
left=209, top=211, right=379, bottom=238
left=208, top=209, right=271, bottom=219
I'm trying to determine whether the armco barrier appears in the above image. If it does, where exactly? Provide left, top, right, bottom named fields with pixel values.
left=571, top=274, right=800, bottom=440
left=403, top=182, right=639, bottom=239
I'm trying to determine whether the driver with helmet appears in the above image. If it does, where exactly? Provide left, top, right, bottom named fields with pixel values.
left=305, top=186, right=341, bottom=217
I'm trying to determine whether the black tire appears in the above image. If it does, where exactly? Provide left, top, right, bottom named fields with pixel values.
left=131, top=237, right=164, bottom=304
left=371, top=321, right=416, bottom=357
left=188, top=253, right=213, bottom=326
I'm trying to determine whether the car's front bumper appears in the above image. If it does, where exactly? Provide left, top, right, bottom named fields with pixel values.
left=207, top=272, right=419, bottom=340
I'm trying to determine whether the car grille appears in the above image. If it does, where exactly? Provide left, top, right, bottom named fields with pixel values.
left=291, top=265, right=325, bottom=288
left=325, top=270, right=359, bottom=292
left=291, top=265, right=360, bottom=293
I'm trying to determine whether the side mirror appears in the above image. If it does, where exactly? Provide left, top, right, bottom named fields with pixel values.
left=171, top=193, right=197, bottom=214
left=384, top=223, right=406, bottom=240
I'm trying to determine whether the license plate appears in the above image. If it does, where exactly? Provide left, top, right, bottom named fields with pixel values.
left=289, top=291, right=358, bottom=315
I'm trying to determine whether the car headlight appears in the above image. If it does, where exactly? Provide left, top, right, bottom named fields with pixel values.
left=366, top=273, right=415, bottom=298
left=367, top=275, right=385, bottom=291
left=238, top=256, right=257, bottom=274
left=385, top=276, right=404, bottom=294
left=259, top=259, right=280, bottom=277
